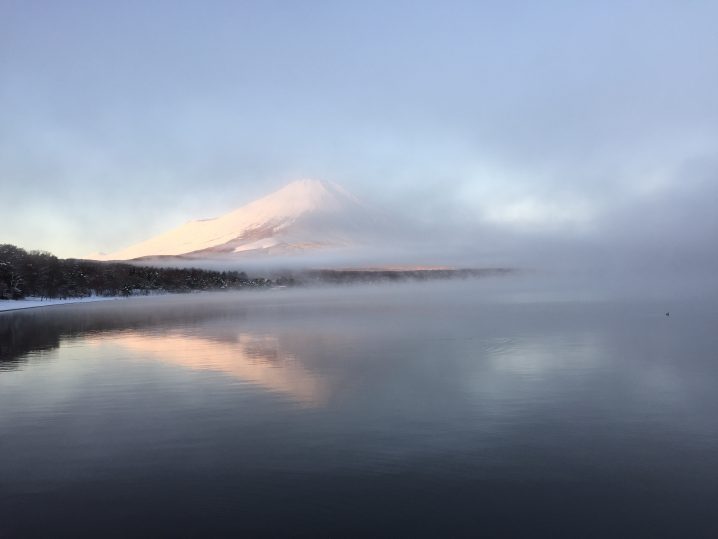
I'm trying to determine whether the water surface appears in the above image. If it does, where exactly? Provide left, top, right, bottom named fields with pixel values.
left=1, top=284, right=717, bottom=537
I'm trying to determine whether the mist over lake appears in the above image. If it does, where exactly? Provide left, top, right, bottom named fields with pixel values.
left=2, top=280, right=717, bottom=537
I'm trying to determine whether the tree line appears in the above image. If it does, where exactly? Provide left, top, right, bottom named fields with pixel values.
left=0, top=244, right=271, bottom=300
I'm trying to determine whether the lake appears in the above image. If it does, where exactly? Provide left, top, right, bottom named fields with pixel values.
left=2, top=281, right=717, bottom=537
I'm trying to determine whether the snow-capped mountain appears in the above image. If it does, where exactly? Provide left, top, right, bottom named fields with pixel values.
left=91, top=180, right=381, bottom=261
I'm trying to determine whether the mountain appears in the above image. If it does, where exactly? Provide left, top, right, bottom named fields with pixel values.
left=90, top=180, right=381, bottom=261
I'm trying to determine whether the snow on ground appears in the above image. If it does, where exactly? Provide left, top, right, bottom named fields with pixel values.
left=0, top=296, right=122, bottom=312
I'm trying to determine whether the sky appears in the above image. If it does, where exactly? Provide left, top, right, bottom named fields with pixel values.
left=1, top=0, right=717, bottom=264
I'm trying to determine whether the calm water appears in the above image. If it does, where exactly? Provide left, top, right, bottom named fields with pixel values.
left=1, top=283, right=718, bottom=537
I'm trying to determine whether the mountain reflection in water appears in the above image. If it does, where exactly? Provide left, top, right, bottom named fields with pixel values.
left=89, top=331, right=327, bottom=405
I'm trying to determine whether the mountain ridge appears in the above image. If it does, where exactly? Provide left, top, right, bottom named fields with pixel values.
left=90, top=179, right=379, bottom=261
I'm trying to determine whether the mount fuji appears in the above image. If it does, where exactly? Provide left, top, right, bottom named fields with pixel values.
left=90, top=180, right=385, bottom=261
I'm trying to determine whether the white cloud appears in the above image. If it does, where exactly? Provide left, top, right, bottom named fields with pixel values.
left=481, top=196, right=595, bottom=232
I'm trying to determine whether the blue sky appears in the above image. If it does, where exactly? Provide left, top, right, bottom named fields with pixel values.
left=1, top=0, right=717, bottom=259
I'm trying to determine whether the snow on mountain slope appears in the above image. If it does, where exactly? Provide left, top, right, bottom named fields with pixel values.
left=90, top=180, right=379, bottom=261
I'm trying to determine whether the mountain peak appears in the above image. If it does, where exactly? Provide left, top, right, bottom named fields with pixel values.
left=281, top=178, right=332, bottom=190
left=273, top=178, right=357, bottom=201
left=243, top=179, right=361, bottom=217
left=89, top=179, right=371, bottom=261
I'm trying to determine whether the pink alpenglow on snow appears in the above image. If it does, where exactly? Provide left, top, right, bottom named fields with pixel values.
left=89, top=180, right=381, bottom=262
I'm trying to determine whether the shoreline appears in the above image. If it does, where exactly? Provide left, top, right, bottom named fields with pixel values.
left=0, top=296, right=123, bottom=313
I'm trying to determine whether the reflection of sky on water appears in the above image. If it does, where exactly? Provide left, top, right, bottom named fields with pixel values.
left=486, top=334, right=602, bottom=377
left=2, top=290, right=716, bottom=429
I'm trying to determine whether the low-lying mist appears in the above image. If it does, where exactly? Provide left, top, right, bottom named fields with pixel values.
left=124, top=223, right=718, bottom=304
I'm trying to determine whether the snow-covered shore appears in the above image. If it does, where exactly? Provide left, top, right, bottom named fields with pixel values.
left=0, top=296, right=123, bottom=313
